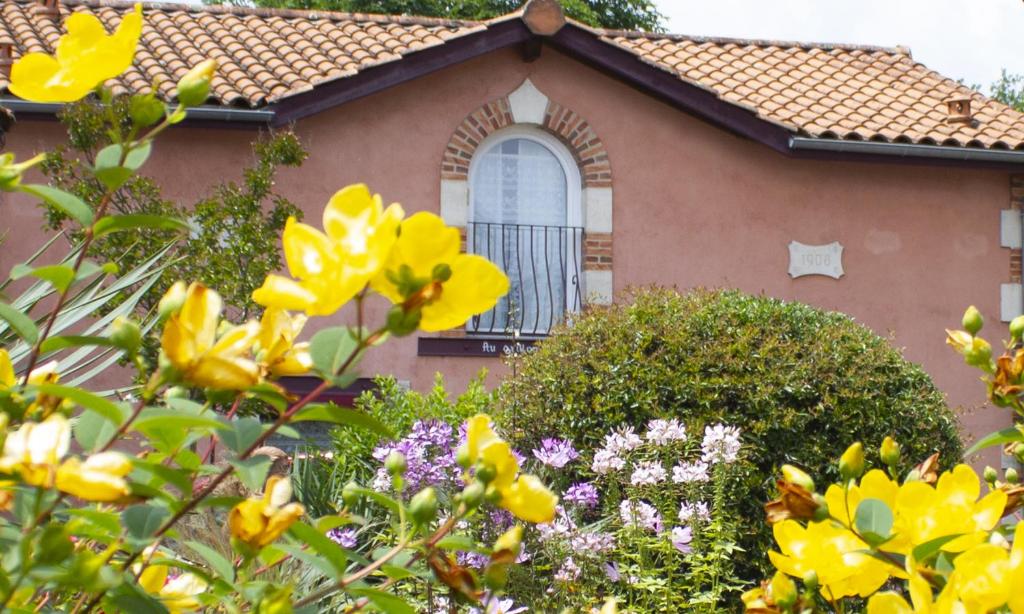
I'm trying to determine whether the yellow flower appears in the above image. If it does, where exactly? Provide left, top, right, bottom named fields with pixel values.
left=160, top=282, right=261, bottom=390
left=228, top=475, right=305, bottom=549
left=372, top=213, right=509, bottom=332
left=9, top=4, right=143, bottom=103
left=895, top=464, right=1005, bottom=552
left=55, top=452, right=132, bottom=502
left=947, top=543, right=1012, bottom=612
left=769, top=518, right=892, bottom=599
left=462, top=414, right=557, bottom=524
left=254, top=307, right=311, bottom=377
left=0, top=348, right=13, bottom=389
left=253, top=184, right=404, bottom=316
left=866, top=592, right=913, bottom=614
left=0, top=413, right=70, bottom=487
left=139, top=564, right=206, bottom=614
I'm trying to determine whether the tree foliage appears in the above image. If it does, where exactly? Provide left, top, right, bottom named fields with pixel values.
left=39, top=97, right=306, bottom=319
left=989, top=68, right=1024, bottom=112
left=211, top=0, right=665, bottom=31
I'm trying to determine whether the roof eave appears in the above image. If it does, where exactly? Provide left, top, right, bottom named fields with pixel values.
left=789, top=136, right=1024, bottom=170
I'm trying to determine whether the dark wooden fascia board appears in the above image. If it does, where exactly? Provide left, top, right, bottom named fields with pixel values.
left=270, top=19, right=532, bottom=126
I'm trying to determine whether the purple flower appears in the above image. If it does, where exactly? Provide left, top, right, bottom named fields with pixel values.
left=457, top=551, right=489, bottom=569
left=371, top=419, right=458, bottom=495
left=620, top=499, right=662, bottom=533
left=670, top=525, right=693, bottom=553
left=563, top=482, right=599, bottom=509
left=630, top=460, right=667, bottom=486
left=569, top=532, right=616, bottom=554
left=470, top=597, right=528, bottom=614
left=532, top=438, right=579, bottom=468
left=604, top=562, right=621, bottom=582
left=554, top=557, right=581, bottom=583
left=678, top=501, right=711, bottom=524
left=326, top=527, right=357, bottom=549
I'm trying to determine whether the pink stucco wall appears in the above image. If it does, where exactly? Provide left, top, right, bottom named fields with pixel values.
left=0, top=45, right=1012, bottom=459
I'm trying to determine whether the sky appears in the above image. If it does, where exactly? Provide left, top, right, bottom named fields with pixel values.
left=657, top=0, right=1024, bottom=94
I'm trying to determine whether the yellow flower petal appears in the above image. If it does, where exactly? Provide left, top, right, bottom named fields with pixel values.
left=189, top=355, right=260, bottom=390
left=282, top=218, right=336, bottom=280
left=55, top=456, right=130, bottom=502
left=867, top=592, right=913, bottom=614
left=419, top=254, right=509, bottom=332
left=500, top=474, right=557, bottom=523
left=0, top=348, right=15, bottom=388
left=252, top=275, right=319, bottom=312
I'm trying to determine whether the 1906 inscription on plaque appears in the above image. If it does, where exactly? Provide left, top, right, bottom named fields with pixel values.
left=788, top=241, right=844, bottom=279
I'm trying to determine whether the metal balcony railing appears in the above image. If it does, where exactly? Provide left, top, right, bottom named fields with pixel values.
left=466, top=222, right=583, bottom=337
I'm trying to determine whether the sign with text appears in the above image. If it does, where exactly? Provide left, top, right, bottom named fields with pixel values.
left=418, top=337, right=539, bottom=357
left=788, top=241, right=844, bottom=279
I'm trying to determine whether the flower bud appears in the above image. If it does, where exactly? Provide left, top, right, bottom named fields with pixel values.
left=460, top=481, right=485, bottom=509
left=780, top=464, right=815, bottom=492
left=984, top=465, right=999, bottom=484
left=384, top=451, right=407, bottom=477
left=158, top=281, right=187, bottom=321
left=484, top=485, right=502, bottom=504
left=811, top=494, right=830, bottom=522
left=109, top=316, right=142, bottom=354
left=1006, top=467, right=1020, bottom=485
left=802, top=570, right=818, bottom=592
left=455, top=444, right=472, bottom=468
left=342, top=481, right=361, bottom=508
left=1012, top=315, right=1024, bottom=341
left=839, top=442, right=865, bottom=481
left=475, top=462, right=497, bottom=485
left=409, top=487, right=438, bottom=525
left=385, top=305, right=421, bottom=337
left=493, top=525, right=523, bottom=557
left=770, top=571, right=798, bottom=609
left=962, top=305, right=984, bottom=336
left=880, top=436, right=901, bottom=467
left=129, top=92, right=165, bottom=129
left=965, top=337, right=993, bottom=369
left=176, top=59, right=217, bottom=108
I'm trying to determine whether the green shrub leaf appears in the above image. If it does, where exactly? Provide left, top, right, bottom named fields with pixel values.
left=122, top=504, right=169, bottom=542
left=854, top=498, right=893, bottom=546
left=10, top=263, right=76, bottom=292
left=40, top=335, right=118, bottom=354
left=288, top=521, right=353, bottom=574
left=229, top=456, right=273, bottom=491
left=37, top=384, right=125, bottom=426
left=966, top=426, right=1024, bottom=455
left=348, top=588, right=415, bottom=614
left=93, top=213, right=190, bottom=238
left=185, top=540, right=235, bottom=582
left=217, top=417, right=264, bottom=454
left=0, top=300, right=39, bottom=344
left=309, top=326, right=361, bottom=377
left=292, top=403, right=393, bottom=438
left=19, top=184, right=94, bottom=226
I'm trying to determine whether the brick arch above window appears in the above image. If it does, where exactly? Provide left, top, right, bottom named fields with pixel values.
left=439, top=79, right=614, bottom=305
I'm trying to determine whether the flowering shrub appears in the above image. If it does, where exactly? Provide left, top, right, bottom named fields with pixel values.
left=364, top=414, right=748, bottom=611
left=745, top=306, right=1024, bottom=612
left=0, top=7, right=562, bottom=612
left=499, top=286, right=962, bottom=580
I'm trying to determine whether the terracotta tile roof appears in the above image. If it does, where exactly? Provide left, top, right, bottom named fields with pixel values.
left=2, top=0, right=1023, bottom=150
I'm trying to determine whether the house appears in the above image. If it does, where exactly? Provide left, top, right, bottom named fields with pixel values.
left=2, top=0, right=1023, bottom=453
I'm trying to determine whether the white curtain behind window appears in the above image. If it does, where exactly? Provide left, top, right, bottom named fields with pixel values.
left=471, top=138, right=569, bottom=334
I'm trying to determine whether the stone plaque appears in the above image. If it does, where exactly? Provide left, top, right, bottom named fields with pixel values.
left=788, top=241, right=844, bottom=279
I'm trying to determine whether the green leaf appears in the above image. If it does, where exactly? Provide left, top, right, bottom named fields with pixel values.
left=93, top=213, right=190, bottom=238
left=380, top=565, right=418, bottom=581
left=434, top=534, right=482, bottom=552
left=344, top=485, right=401, bottom=516
left=247, top=383, right=289, bottom=413
left=309, top=326, right=361, bottom=377
left=0, top=301, right=39, bottom=344
left=122, top=504, right=169, bottom=542
left=348, top=588, right=415, bottom=614
left=74, top=408, right=119, bottom=452
left=124, top=141, right=152, bottom=171
left=292, top=403, right=393, bottom=438
left=65, top=508, right=122, bottom=536
left=133, top=408, right=222, bottom=433
left=132, top=460, right=193, bottom=495
left=912, top=534, right=964, bottom=562
left=854, top=498, right=894, bottom=546
left=95, top=166, right=134, bottom=191
left=217, top=417, right=264, bottom=454
left=966, top=426, right=1024, bottom=455
left=184, top=540, right=235, bottom=582
left=276, top=543, right=335, bottom=578
left=37, top=384, right=124, bottom=426
left=95, top=144, right=123, bottom=170
left=40, top=335, right=118, bottom=354
left=10, top=263, right=76, bottom=292
left=229, top=456, right=272, bottom=491
left=288, top=521, right=353, bottom=573
left=19, top=184, right=94, bottom=226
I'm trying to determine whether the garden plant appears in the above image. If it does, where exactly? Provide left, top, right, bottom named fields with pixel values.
left=742, top=306, right=1024, bottom=612
left=0, top=6, right=569, bottom=612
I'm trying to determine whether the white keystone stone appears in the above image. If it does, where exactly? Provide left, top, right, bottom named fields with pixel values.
left=583, top=187, right=613, bottom=233
left=508, top=79, right=549, bottom=125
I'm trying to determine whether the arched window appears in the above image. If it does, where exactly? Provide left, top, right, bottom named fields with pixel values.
left=468, top=127, right=583, bottom=336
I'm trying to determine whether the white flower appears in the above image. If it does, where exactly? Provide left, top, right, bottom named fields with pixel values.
left=537, top=506, right=577, bottom=542
left=678, top=501, right=711, bottom=524
left=630, top=460, right=667, bottom=486
left=554, top=557, right=582, bottom=583
left=670, top=525, right=693, bottom=553
left=645, top=418, right=687, bottom=445
left=620, top=499, right=662, bottom=533
left=671, top=461, right=710, bottom=483
left=591, top=449, right=625, bottom=474
left=569, top=531, right=616, bottom=555
left=603, top=427, right=644, bottom=455
left=700, top=424, right=742, bottom=464
left=470, top=597, right=528, bottom=614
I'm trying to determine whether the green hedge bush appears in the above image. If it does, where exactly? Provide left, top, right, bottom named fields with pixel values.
left=497, top=287, right=962, bottom=579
